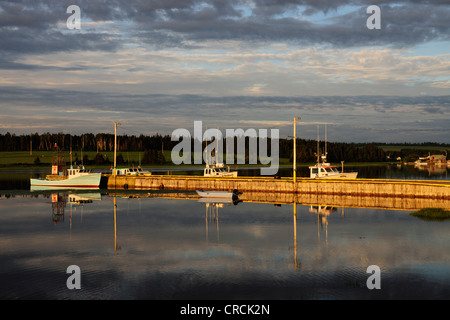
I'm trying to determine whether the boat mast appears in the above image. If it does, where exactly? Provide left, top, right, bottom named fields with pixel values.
left=70, top=135, right=73, bottom=169
left=205, top=127, right=208, bottom=166
left=316, top=125, right=320, bottom=164
left=324, top=124, right=327, bottom=162
left=114, top=122, right=121, bottom=176
left=216, top=128, right=219, bottom=165
left=293, top=117, right=300, bottom=185
left=81, top=135, right=83, bottom=167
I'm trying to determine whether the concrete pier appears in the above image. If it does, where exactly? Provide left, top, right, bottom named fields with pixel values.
left=106, top=174, right=450, bottom=200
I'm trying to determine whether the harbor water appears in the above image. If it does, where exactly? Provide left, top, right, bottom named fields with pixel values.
left=0, top=165, right=449, bottom=300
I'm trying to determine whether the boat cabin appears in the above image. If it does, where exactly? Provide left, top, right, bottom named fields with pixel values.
left=309, top=164, right=340, bottom=178
left=204, top=163, right=237, bottom=177
left=115, top=167, right=151, bottom=176
left=67, top=167, right=93, bottom=177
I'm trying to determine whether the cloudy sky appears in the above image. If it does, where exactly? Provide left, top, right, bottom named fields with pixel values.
left=0, top=0, right=449, bottom=143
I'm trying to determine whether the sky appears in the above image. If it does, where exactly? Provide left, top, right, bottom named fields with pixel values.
left=0, top=0, right=449, bottom=143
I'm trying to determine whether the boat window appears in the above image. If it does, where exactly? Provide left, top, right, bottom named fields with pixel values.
left=311, top=168, right=318, bottom=174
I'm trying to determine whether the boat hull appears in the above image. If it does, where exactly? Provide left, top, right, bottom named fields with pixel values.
left=313, top=172, right=358, bottom=179
left=196, top=190, right=234, bottom=198
left=30, top=173, right=102, bottom=190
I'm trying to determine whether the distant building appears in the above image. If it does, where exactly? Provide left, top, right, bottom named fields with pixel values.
left=414, top=154, right=446, bottom=166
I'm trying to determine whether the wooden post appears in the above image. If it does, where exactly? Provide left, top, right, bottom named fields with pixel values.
left=114, top=122, right=121, bottom=176
left=293, top=117, right=301, bottom=192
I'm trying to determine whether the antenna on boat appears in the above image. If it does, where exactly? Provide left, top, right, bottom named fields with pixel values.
left=216, top=128, right=219, bottom=165
left=81, top=135, right=84, bottom=167
left=324, top=124, right=327, bottom=162
left=70, top=135, right=73, bottom=169
left=205, top=126, right=208, bottom=166
left=316, top=125, right=320, bottom=164
left=114, top=122, right=121, bottom=176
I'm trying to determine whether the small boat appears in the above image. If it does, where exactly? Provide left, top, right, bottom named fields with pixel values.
left=203, top=131, right=238, bottom=177
left=204, top=163, right=238, bottom=177
left=309, top=162, right=358, bottom=179
left=196, top=189, right=241, bottom=200
left=30, top=147, right=101, bottom=190
left=30, top=166, right=101, bottom=190
left=308, top=125, right=357, bottom=179
left=114, top=167, right=152, bottom=176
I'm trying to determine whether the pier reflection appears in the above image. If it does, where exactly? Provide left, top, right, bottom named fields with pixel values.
left=50, top=191, right=101, bottom=225
left=102, top=189, right=448, bottom=270
left=105, top=189, right=449, bottom=211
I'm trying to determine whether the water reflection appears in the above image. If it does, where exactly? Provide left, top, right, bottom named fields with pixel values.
left=46, top=192, right=102, bottom=225
left=309, top=205, right=338, bottom=246
left=1, top=189, right=449, bottom=299
left=415, top=163, right=448, bottom=176
left=203, top=201, right=222, bottom=244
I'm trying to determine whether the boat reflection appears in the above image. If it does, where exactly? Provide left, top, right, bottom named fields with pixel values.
left=199, top=197, right=242, bottom=244
left=309, top=205, right=339, bottom=247
left=51, top=193, right=66, bottom=225
left=48, top=191, right=120, bottom=252
left=414, top=163, right=448, bottom=176
left=49, top=191, right=101, bottom=225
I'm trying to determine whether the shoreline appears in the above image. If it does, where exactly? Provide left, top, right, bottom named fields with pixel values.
left=0, top=162, right=402, bottom=171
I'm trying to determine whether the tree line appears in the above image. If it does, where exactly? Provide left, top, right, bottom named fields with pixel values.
left=1, top=132, right=447, bottom=164
left=0, top=132, right=173, bottom=153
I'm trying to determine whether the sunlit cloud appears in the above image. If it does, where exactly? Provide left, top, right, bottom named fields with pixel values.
left=0, top=0, right=448, bottom=142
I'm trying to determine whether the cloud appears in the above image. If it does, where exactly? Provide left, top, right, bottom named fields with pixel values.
left=0, top=85, right=448, bottom=142
left=0, top=1, right=448, bottom=143
left=1, top=0, right=449, bottom=57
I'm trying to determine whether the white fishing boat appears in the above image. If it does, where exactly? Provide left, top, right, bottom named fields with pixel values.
left=203, top=163, right=238, bottom=177
left=30, top=147, right=101, bottom=190
left=308, top=125, right=358, bottom=179
left=115, top=167, right=152, bottom=176
left=414, top=156, right=430, bottom=166
left=203, top=128, right=238, bottom=177
left=30, top=166, right=101, bottom=190
left=309, top=161, right=358, bottom=179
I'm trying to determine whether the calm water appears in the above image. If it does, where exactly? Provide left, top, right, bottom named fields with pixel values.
left=0, top=167, right=449, bottom=300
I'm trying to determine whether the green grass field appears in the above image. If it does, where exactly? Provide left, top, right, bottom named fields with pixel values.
left=410, top=208, right=450, bottom=221
left=0, top=151, right=287, bottom=168
left=378, top=145, right=448, bottom=152
left=0, top=151, right=151, bottom=167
